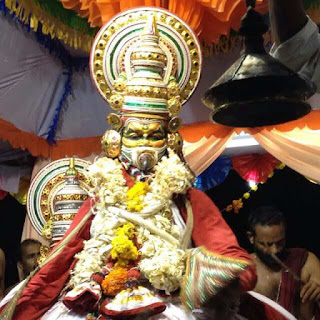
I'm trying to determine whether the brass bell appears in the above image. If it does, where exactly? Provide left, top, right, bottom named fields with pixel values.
left=202, top=0, right=316, bottom=127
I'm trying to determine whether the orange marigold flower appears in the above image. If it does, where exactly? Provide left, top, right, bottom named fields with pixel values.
left=101, top=267, right=128, bottom=296
left=232, top=199, right=243, bottom=213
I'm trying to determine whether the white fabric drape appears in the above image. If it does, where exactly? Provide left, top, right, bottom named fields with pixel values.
left=252, top=128, right=320, bottom=183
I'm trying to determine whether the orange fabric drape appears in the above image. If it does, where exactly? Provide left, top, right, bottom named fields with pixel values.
left=2, top=109, right=320, bottom=167
left=59, top=0, right=268, bottom=44
left=181, top=110, right=320, bottom=178
left=250, top=110, right=320, bottom=132
left=179, top=121, right=234, bottom=142
left=179, top=110, right=320, bottom=142
left=2, top=109, right=320, bottom=179
left=0, top=118, right=101, bottom=160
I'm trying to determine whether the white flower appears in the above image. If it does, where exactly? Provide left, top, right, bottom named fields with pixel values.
left=68, top=151, right=193, bottom=293
left=139, top=241, right=186, bottom=294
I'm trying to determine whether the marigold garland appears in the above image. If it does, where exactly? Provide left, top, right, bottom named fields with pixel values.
left=111, top=223, right=139, bottom=267
left=101, top=267, right=128, bottom=296
left=116, top=223, right=135, bottom=239
left=69, top=150, right=193, bottom=294
left=224, top=162, right=286, bottom=214
left=126, top=181, right=149, bottom=212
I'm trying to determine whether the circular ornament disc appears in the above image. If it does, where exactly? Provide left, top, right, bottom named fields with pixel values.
left=27, top=158, right=92, bottom=236
left=90, top=7, right=202, bottom=106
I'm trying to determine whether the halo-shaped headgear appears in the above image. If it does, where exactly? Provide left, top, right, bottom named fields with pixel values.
left=90, top=7, right=202, bottom=123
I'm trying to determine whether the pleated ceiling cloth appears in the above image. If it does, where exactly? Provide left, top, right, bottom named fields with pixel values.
left=59, top=0, right=268, bottom=44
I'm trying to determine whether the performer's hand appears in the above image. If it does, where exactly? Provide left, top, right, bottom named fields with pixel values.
left=300, top=279, right=320, bottom=303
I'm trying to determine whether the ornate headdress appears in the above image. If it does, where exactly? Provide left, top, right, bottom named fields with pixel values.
left=90, top=7, right=202, bottom=158
left=27, top=158, right=91, bottom=252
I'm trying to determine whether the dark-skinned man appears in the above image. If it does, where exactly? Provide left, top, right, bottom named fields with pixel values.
left=248, top=206, right=320, bottom=320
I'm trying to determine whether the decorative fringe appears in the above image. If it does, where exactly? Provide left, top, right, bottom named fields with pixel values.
left=27, top=24, right=89, bottom=70
left=0, top=0, right=88, bottom=69
left=180, top=246, right=250, bottom=311
left=46, top=68, right=73, bottom=143
left=32, top=0, right=98, bottom=36
left=3, top=0, right=94, bottom=51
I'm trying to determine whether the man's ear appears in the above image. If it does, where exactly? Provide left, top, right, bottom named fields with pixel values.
left=17, top=261, right=22, bottom=270
left=17, top=261, right=25, bottom=281
left=247, top=231, right=254, bottom=245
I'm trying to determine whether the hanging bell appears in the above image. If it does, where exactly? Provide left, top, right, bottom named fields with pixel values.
left=201, top=0, right=316, bottom=127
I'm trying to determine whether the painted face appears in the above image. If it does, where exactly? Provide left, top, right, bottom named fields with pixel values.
left=121, top=119, right=167, bottom=171
left=251, top=223, right=286, bottom=268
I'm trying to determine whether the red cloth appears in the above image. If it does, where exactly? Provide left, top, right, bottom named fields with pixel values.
left=278, top=248, right=320, bottom=319
left=239, top=293, right=287, bottom=320
left=3, top=198, right=95, bottom=320
left=0, top=190, right=7, bottom=200
left=178, top=188, right=257, bottom=292
left=4, top=187, right=256, bottom=319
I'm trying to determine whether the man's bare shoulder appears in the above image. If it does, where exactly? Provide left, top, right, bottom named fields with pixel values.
left=301, top=251, right=320, bottom=282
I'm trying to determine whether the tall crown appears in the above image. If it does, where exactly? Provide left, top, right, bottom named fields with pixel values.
left=123, top=15, right=172, bottom=116
left=51, top=158, right=88, bottom=244
left=90, top=7, right=202, bottom=121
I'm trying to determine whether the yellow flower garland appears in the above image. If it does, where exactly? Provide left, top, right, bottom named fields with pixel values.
left=126, top=181, right=149, bottom=212
left=70, top=150, right=193, bottom=293
left=111, top=223, right=139, bottom=267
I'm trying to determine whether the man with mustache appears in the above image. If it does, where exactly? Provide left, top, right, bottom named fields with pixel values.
left=18, top=239, right=41, bottom=280
left=247, top=206, right=320, bottom=320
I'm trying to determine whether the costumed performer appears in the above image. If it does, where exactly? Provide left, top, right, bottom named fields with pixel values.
left=0, top=8, right=257, bottom=320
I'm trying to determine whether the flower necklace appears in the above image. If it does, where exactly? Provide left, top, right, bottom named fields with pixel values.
left=68, top=149, right=194, bottom=294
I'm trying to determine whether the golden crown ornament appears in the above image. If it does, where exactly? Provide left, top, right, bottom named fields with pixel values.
left=90, top=7, right=202, bottom=158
